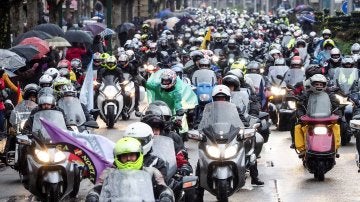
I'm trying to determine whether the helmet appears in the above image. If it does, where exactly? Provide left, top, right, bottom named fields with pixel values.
left=59, top=83, right=77, bottom=97
left=212, top=85, right=231, bottom=102
left=160, top=69, right=177, bottom=90
left=190, top=50, right=204, bottom=62
left=124, top=122, right=154, bottom=155
left=351, top=43, right=360, bottom=54
left=100, top=53, right=110, bottom=67
left=171, top=63, right=184, bottom=79
left=323, top=39, right=335, bottom=49
left=322, top=29, right=331, bottom=37
left=222, top=75, right=240, bottom=90
left=105, top=55, right=117, bottom=70
left=309, top=31, right=317, bottom=38
left=227, top=69, right=244, bottom=82
left=330, top=48, right=341, bottom=63
left=342, top=56, right=355, bottom=68
left=44, top=68, right=59, bottom=79
left=23, top=83, right=40, bottom=100
left=39, top=74, right=54, bottom=88
left=53, top=77, right=71, bottom=93
left=274, top=58, right=286, bottom=66
left=308, top=74, right=327, bottom=93
left=70, top=58, right=82, bottom=70
left=213, top=32, right=221, bottom=42
left=243, top=38, right=250, bottom=46
left=58, top=68, right=70, bottom=79
left=199, top=58, right=211, bottom=69
left=291, top=56, right=302, bottom=67
left=37, top=87, right=56, bottom=106
left=247, top=61, right=261, bottom=73
left=113, top=137, right=144, bottom=170
left=93, top=52, right=102, bottom=66
left=57, top=59, right=71, bottom=69
left=141, top=34, right=148, bottom=42
left=118, top=53, right=129, bottom=67
left=296, top=39, right=306, bottom=48
left=141, top=104, right=167, bottom=130
left=269, top=48, right=281, bottom=57
left=228, top=38, right=236, bottom=47
left=149, top=42, right=157, bottom=53
left=142, top=23, right=150, bottom=30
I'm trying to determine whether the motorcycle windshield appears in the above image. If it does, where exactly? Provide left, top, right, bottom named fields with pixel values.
left=268, top=66, right=289, bottom=86
left=9, top=100, right=37, bottom=126
left=306, top=92, right=332, bottom=118
left=284, top=68, right=305, bottom=86
left=99, top=170, right=155, bottom=202
left=245, top=74, right=263, bottom=89
left=297, top=48, right=308, bottom=61
left=102, top=75, right=118, bottom=86
left=151, top=135, right=177, bottom=181
left=123, top=73, right=133, bottom=82
left=32, top=110, right=67, bottom=141
left=231, top=91, right=249, bottom=115
left=334, top=68, right=359, bottom=95
left=199, top=102, right=243, bottom=142
left=58, top=97, right=86, bottom=126
left=191, top=69, right=217, bottom=86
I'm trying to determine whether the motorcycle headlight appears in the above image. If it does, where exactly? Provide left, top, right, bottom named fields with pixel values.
left=260, top=68, right=264, bottom=74
left=125, top=84, right=132, bottom=92
left=288, top=101, right=296, bottom=109
left=20, top=120, right=26, bottom=130
left=229, top=58, right=235, bottom=64
left=177, top=39, right=183, bottom=46
left=199, top=94, right=211, bottom=102
left=313, top=126, right=328, bottom=135
left=224, top=144, right=238, bottom=159
left=35, top=149, right=50, bottom=163
left=212, top=56, right=219, bottom=62
left=206, top=145, right=221, bottom=158
left=271, top=86, right=286, bottom=96
left=54, top=150, right=66, bottom=163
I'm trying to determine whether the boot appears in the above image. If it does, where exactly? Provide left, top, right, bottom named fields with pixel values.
left=251, top=177, right=264, bottom=186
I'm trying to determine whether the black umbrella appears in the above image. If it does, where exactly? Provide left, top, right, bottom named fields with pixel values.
left=115, top=22, right=135, bottom=33
left=14, top=30, right=53, bottom=45
left=9, top=44, right=39, bottom=61
left=33, top=23, right=65, bottom=37
left=64, top=30, right=93, bottom=44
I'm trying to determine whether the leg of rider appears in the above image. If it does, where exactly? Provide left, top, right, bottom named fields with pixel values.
left=332, top=123, right=341, bottom=151
left=250, top=161, right=264, bottom=185
left=134, top=83, right=140, bottom=111
left=294, top=123, right=306, bottom=154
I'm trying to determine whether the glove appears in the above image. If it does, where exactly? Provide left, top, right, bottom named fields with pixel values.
left=159, top=192, right=174, bottom=202
left=178, top=164, right=193, bottom=176
left=85, top=193, right=99, bottom=202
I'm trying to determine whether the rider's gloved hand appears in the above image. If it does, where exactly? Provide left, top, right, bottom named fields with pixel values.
left=178, top=164, right=193, bottom=176
left=159, top=192, right=175, bottom=202
left=85, top=193, right=99, bottom=202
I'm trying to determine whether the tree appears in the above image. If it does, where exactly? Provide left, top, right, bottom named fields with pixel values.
left=47, top=0, right=65, bottom=24
left=0, top=0, right=11, bottom=48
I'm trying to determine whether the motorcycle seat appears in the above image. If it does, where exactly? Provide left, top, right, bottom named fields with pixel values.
left=300, top=115, right=339, bottom=124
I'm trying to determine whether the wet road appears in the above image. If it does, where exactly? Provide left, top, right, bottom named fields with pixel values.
left=1, top=116, right=360, bottom=202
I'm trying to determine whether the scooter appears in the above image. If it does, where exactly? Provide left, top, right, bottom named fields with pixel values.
left=20, top=110, right=81, bottom=201
left=299, top=92, right=340, bottom=181
left=97, top=74, right=124, bottom=128
left=188, top=102, right=258, bottom=201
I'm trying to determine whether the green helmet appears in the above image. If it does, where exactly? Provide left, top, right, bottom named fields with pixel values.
left=113, top=137, right=144, bottom=170
left=100, top=53, right=110, bottom=68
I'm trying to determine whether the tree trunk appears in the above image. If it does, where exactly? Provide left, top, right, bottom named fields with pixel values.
left=47, top=0, right=64, bottom=24
left=27, top=0, right=39, bottom=29
left=10, top=0, right=26, bottom=39
left=0, top=0, right=11, bottom=48
left=113, top=0, right=122, bottom=28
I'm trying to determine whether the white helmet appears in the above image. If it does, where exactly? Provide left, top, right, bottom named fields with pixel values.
left=39, top=74, right=54, bottom=88
left=124, top=122, right=154, bottom=155
left=322, top=29, right=331, bottom=36
left=44, top=68, right=59, bottom=80
left=351, top=43, right=360, bottom=54
left=308, top=74, right=327, bottom=93
left=330, top=48, right=341, bottom=63
left=212, top=85, right=231, bottom=102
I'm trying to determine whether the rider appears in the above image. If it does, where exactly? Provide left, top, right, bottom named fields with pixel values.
left=293, top=74, right=341, bottom=157
left=117, top=53, right=143, bottom=114
left=85, top=137, right=174, bottom=202
left=211, top=85, right=264, bottom=186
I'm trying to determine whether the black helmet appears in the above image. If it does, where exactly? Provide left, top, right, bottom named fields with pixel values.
left=23, top=83, right=40, bottom=100
left=222, top=75, right=240, bottom=90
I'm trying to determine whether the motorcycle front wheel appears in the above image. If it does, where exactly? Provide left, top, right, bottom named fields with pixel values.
left=46, top=183, right=61, bottom=202
left=106, top=105, right=115, bottom=128
left=216, top=179, right=229, bottom=202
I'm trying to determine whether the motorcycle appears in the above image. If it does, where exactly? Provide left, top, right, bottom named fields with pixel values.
left=152, top=135, right=197, bottom=201
left=191, top=69, right=217, bottom=125
left=20, top=110, right=81, bottom=201
left=188, top=102, right=258, bottom=202
left=57, top=96, right=99, bottom=133
left=97, top=74, right=124, bottom=128
left=99, top=169, right=155, bottom=201
left=267, top=65, right=290, bottom=130
left=121, top=73, right=146, bottom=120
left=332, top=67, right=359, bottom=145
left=6, top=100, right=37, bottom=168
left=299, top=91, right=339, bottom=181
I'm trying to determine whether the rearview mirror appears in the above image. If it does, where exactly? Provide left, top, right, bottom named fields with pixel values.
left=187, top=130, right=205, bottom=141
left=252, top=123, right=261, bottom=129
left=84, top=120, right=99, bottom=129
left=90, top=109, right=100, bottom=116
left=16, top=135, right=32, bottom=145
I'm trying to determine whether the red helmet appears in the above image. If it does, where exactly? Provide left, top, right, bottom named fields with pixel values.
left=57, top=59, right=71, bottom=69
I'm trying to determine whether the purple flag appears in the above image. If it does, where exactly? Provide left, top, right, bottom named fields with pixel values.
left=41, top=118, right=112, bottom=183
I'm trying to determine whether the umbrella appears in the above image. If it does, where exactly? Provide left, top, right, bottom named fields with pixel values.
left=83, top=22, right=106, bottom=36
left=19, top=37, right=50, bottom=59
left=157, top=9, right=173, bottom=19
left=0, top=49, right=26, bottom=70
left=14, top=30, right=53, bottom=45
left=99, top=28, right=116, bottom=38
left=115, top=22, right=135, bottom=33
left=165, top=17, right=180, bottom=29
left=295, top=4, right=314, bottom=12
left=45, top=36, right=72, bottom=47
left=300, top=14, right=315, bottom=23
left=65, top=30, right=93, bottom=44
left=33, top=23, right=65, bottom=37
left=9, top=44, right=39, bottom=61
